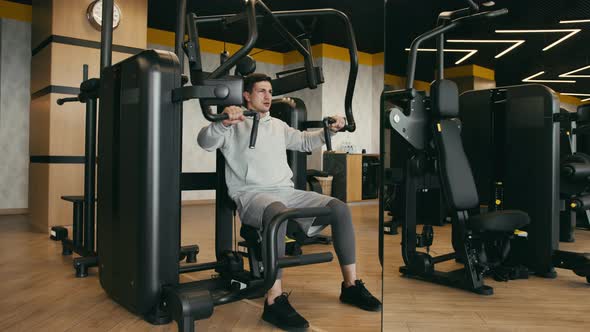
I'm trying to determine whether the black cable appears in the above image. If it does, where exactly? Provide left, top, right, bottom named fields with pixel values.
left=233, top=210, right=237, bottom=252
left=249, top=32, right=309, bottom=56
left=221, top=19, right=227, bottom=54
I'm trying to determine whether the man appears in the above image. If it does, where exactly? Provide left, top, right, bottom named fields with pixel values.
left=198, top=73, right=381, bottom=330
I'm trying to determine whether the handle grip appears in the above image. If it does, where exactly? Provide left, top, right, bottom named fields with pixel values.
left=57, top=97, right=80, bottom=105
left=245, top=110, right=259, bottom=149
left=323, top=117, right=336, bottom=151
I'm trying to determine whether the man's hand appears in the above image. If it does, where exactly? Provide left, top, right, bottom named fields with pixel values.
left=222, top=106, right=245, bottom=127
left=328, top=115, right=346, bottom=132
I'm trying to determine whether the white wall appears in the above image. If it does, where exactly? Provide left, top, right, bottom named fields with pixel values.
left=0, top=18, right=31, bottom=209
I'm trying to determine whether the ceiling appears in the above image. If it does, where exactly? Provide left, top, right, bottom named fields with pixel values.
left=8, top=0, right=383, bottom=53
left=146, top=0, right=384, bottom=54
left=385, top=0, right=590, bottom=99
left=9, top=0, right=590, bottom=99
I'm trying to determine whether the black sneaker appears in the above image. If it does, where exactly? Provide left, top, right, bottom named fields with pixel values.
left=262, top=293, right=310, bottom=331
left=340, top=280, right=382, bottom=312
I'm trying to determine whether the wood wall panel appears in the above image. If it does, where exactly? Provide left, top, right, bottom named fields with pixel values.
left=48, top=164, right=84, bottom=229
left=50, top=43, right=133, bottom=88
left=28, top=163, right=49, bottom=232
left=30, top=95, right=89, bottom=157
left=29, top=94, right=51, bottom=156
left=31, top=0, right=52, bottom=49
left=31, top=43, right=135, bottom=94
left=30, top=45, right=51, bottom=94
left=347, top=154, right=363, bottom=202
left=48, top=94, right=86, bottom=156
left=29, top=0, right=147, bottom=231
left=29, top=163, right=84, bottom=232
left=52, top=0, right=147, bottom=49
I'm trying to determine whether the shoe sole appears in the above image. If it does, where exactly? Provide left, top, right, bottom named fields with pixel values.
left=262, top=312, right=310, bottom=331
left=340, top=297, right=382, bottom=312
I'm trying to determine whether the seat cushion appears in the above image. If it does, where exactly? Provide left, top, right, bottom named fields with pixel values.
left=469, top=210, right=530, bottom=233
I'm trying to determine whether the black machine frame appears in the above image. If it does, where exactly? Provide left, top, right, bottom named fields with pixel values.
left=460, top=85, right=590, bottom=282
left=379, top=1, right=513, bottom=295
left=94, top=1, right=360, bottom=331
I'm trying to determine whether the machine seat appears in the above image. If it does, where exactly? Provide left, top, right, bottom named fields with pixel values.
left=469, top=210, right=530, bottom=233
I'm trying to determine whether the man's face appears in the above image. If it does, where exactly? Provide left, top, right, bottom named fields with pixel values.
left=244, top=81, right=273, bottom=113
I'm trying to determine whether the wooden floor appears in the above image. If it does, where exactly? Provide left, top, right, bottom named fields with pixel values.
left=383, top=217, right=590, bottom=331
left=3, top=203, right=590, bottom=331
left=0, top=202, right=382, bottom=332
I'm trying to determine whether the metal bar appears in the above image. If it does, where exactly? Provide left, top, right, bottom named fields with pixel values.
left=275, top=66, right=306, bottom=78
left=263, top=207, right=332, bottom=290
left=180, top=172, right=217, bottom=191
left=83, top=97, right=97, bottom=253
left=431, top=252, right=456, bottom=264
left=437, top=34, right=444, bottom=80
left=208, top=1, right=258, bottom=79
left=73, top=201, right=83, bottom=248
left=179, top=261, right=219, bottom=274
left=194, top=7, right=359, bottom=131
left=406, top=22, right=458, bottom=89
left=256, top=1, right=311, bottom=61
left=175, top=0, right=187, bottom=73
left=100, top=0, right=113, bottom=71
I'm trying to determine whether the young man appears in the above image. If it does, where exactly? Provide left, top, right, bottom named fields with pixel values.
left=197, top=73, right=381, bottom=330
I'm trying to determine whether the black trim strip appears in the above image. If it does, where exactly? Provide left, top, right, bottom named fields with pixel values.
left=181, top=172, right=218, bottom=191
left=32, top=36, right=53, bottom=56
left=31, top=85, right=80, bottom=100
left=32, top=35, right=143, bottom=57
left=30, top=156, right=85, bottom=164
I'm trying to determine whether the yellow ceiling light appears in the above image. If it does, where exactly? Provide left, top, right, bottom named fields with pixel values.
left=522, top=71, right=576, bottom=83
left=496, top=29, right=581, bottom=51
left=559, top=65, right=590, bottom=78
left=404, top=48, right=478, bottom=65
left=447, top=39, right=526, bottom=58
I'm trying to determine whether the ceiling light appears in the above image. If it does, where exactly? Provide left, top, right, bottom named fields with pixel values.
left=559, top=65, right=590, bottom=78
left=496, top=29, right=581, bottom=51
left=447, top=39, right=525, bottom=58
left=522, top=71, right=576, bottom=83
left=404, top=48, right=478, bottom=65
left=560, top=19, right=590, bottom=24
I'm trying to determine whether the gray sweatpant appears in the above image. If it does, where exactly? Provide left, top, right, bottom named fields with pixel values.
left=262, top=198, right=356, bottom=279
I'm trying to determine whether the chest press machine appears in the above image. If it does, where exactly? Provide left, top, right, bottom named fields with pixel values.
left=95, top=1, right=358, bottom=331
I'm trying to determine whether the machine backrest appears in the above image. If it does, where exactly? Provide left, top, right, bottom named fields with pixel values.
left=269, top=98, right=308, bottom=190
left=578, top=103, right=590, bottom=123
left=431, top=79, right=480, bottom=211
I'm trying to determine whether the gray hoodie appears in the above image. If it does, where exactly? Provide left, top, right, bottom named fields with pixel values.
left=197, top=114, right=330, bottom=200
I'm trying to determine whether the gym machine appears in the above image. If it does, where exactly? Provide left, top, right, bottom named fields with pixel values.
left=560, top=104, right=590, bottom=239
left=49, top=65, right=100, bottom=277
left=460, top=86, right=590, bottom=283
left=380, top=0, right=531, bottom=295
left=96, top=1, right=358, bottom=331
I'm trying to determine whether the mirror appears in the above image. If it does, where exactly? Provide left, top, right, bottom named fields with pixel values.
left=382, top=1, right=590, bottom=330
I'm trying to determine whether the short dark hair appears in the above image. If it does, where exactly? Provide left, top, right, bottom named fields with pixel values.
left=243, top=73, right=272, bottom=93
